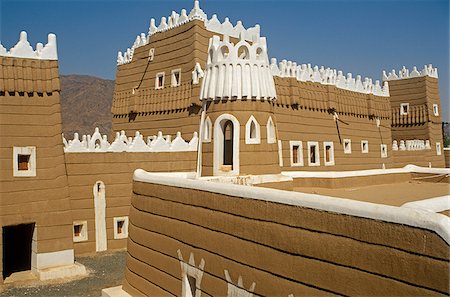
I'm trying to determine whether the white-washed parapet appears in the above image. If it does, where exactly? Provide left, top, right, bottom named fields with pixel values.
left=63, top=127, right=198, bottom=153
left=392, top=139, right=431, bottom=151
left=200, top=34, right=277, bottom=101
left=0, top=31, right=57, bottom=60
left=117, top=0, right=261, bottom=65
left=383, top=65, right=438, bottom=81
left=270, top=58, right=389, bottom=97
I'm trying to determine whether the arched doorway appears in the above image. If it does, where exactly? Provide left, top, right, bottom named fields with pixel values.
left=214, top=114, right=240, bottom=176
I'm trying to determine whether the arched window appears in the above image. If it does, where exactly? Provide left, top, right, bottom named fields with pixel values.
left=245, top=115, right=260, bottom=144
left=203, top=117, right=212, bottom=143
left=237, top=46, right=250, bottom=59
left=223, top=120, right=234, bottom=167
left=266, top=117, right=276, bottom=143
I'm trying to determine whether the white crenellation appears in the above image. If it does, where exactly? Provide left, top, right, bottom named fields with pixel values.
left=383, top=65, right=438, bottom=81
left=63, top=128, right=198, bottom=153
left=393, top=139, right=431, bottom=151
left=200, top=34, right=277, bottom=101
left=117, top=0, right=261, bottom=65
left=0, top=31, right=58, bottom=60
left=270, top=58, right=390, bottom=97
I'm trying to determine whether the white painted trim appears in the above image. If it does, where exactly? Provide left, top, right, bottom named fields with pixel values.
left=323, top=141, right=335, bottom=166
left=436, top=142, right=442, bottom=156
left=13, top=146, right=36, bottom=177
left=400, top=103, right=409, bottom=115
left=31, top=249, right=74, bottom=270
left=361, top=140, right=369, bottom=153
left=380, top=144, right=388, bottom=158
left=266, top=116, right=276, bottom=144
left=202, top=116, right=212, bottom=143
left=307, top=141, right=320, bottom=166
left=73, top=221, right=88, bottom=242
left=343, top=139, right=352, bottom=154
left=432, top=104, right=439, bottom=116
left=113, top=216, right=129, bottom=239
left=289, top=141, right=303, bottom=167
left=133, top=168, right=450, bottom=245
left=245, top=115, right=261, bottom=144
left=277, top=140, right=283, bottom=167
left=402, top=195, right=450, bottom=213
left=171, top=68, right=182, bottom=87
left=155, top=72, right=165, bottom=89
left=94, top=181, right=107, bottom=252
left=102, top=286, right=133, bottom=297
left=213, top=114, right=240, bottom=176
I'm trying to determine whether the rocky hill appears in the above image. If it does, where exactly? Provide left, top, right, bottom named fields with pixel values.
left=60, top=75, right=114, bottom=138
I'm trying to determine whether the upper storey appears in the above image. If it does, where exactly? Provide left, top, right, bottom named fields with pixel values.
left=383, top=65, right=438, bottom=81
left=0, top=31, right=58, bottom=60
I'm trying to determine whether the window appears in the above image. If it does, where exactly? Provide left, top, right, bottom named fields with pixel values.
left=73, top=221, right=88, bottom=242
left=436, top=142, right=442, bottom=156
left=171, top=69, right=181, bottom=87
left=433, top=104, right=439, bottom=116
left=400, top=103, right=409, bottom=115
left=245, top=116, right=260, bottom=144
left=155, top=72, right=165, bottom=89
left=202, top=117, right=212, bottom=143
left=343, top=139, right=352, bottom=154
left=113, top=216, right=129, bottom=239
left=266, top=117, right=276, bottom=144
left=380, top=144, right=388, bottom=158
left=289, top=141, right=303, bottom=166
left=323, top=142, right=335, bottom=166
left=13, top=146, right=36, bottom=177
left=148, top=48, right=155, bottom=61
left=307, top=141, right=320, bottom=166
left=361, top=140, right=369, bottom=153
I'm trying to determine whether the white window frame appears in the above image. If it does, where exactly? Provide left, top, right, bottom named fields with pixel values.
left=113, top=216, right=129, bottom=239
left=436, top=142, right=442, bottom=156
left=13, top=146, right=36, bottom=177
left=380, top=144, right=388, bottom=158
left=266, top=116, right=276, bottom=144
left=278, top=140, right=283, bottom=167
left=307, top=141, right=320, bottom=166
left=400, top=103, right=409, bottom=115
left=245, top=115, right=261, bottom=144
left=171, top=68, right=181, bottom=87
left=73, top=221, right=88, bottom=242
left=343, top=139, right=352, bottom=154
left=289, top=141, right=303, bottom=167
left=155, top=72, right=165, bottom=90
left=202, top=116, right=212, bottom=143
left=433, top=104, right=439, bottom=116
left=323, top=141, right=335, bottom=166
left=361, top=140, right=369, bottom=154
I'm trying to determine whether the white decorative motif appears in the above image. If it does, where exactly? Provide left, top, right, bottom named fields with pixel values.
left=63, top=128, right=198, bottom=153
left=117, top=1, right=261, bottom=65
left=200, top=35, right=277, bottom=101
left=177, top=250, right=205, bottom=297
left=394, top=139, right=431, bottom=152
left=0, top=31, right=58, bottom=60
left=383, top=65, right=438, bottom=81
left=270, top=59, right=389, bottom=97
left=224, top=270, right=256, bottom=297
left=192, top=62, right=205, bottom=85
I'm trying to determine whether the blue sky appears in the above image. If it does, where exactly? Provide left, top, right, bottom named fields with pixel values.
left=1, top=0, right=449, bottom=121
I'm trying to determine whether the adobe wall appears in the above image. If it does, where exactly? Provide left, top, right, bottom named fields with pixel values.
left=122, top=175, right=449, bottom=296
left=65, top=152, right=196, bottom=255
left=445, top=148, right=450, bottom=168
left=0, top=56, right=76, bottom=281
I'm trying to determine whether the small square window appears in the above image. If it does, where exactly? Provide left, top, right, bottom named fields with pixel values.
left=171, top=69, right=181, bottom=87
left=400, top=103, right=409, bottom=115
left=343, top=139, right=352, bottom=154
left=436, top=142, right=442, bottom=156
left=380, top=144, right=388, bottom=158
left=361, top=140, right=369, bottom=154
left=13, top=146, right=36, bottom=177
left=114, top=216, right=129, bottom=239
left=324, top=142, right=335, bottom=166
left=289, top=141, right=303, bottom=166
left=433, top=104, right=439, bottom=116
left=155, top=72, right=165, bottom=89
left=73, top=221, right=88, bottom=242
left=307, top=141, right=320, bottom=166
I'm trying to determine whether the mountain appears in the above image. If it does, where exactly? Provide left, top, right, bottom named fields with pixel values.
left=60, top=74, right=114, bottom=139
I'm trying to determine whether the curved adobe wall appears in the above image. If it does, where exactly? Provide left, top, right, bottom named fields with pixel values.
left=122, top=172, right=449, bottom=296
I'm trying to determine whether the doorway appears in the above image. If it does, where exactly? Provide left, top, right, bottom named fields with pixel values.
left=213, top=114, right=240, bottom=176
left=2, top=223, right=35, bottom=279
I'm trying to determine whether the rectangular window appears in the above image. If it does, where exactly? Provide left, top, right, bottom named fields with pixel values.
left=436, top=142, right=442, bottom=156
left=114, top=216, right=129, bottom=239
left=155, top=72, right=165, bottom=89
left=343, top=139, right=351, bottom=154
left=400, top=103, right=409, bottom=115
left=13, top=146, right=36, bottom=177
left=73, top=221, right=88, bottom=242
left=18, top=154, right=30, bottom=171
left=380, top=144, right=388, bottom=158
left=361, top=140, right=369, bottom=154
left=307, top=141, right=320, bottom=166
left=289, top=141, right=303, bottom=166
left=433, top=104, right=439, bottom=116
left=171, top=69, right=181, bottom=87
left=324, top=142, right=335, bottom=166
